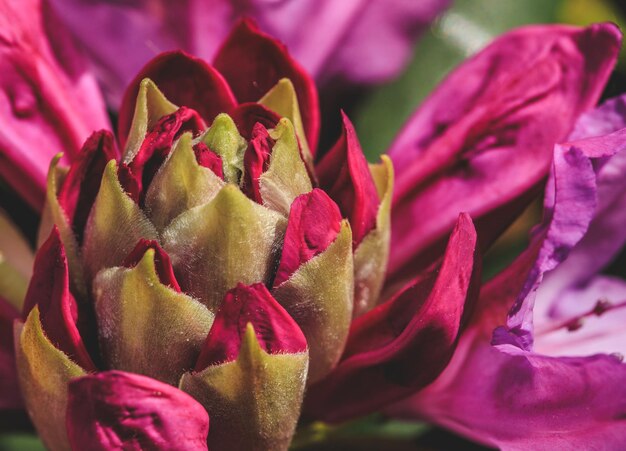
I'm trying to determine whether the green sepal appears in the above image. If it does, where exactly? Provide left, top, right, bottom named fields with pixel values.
left=93, top=248, right=214, bottom=385
left=37, top=154, right=87, bottom=298
left=259, top=118, right=313, bottom=215
left=145, top=133, right=225, bottom=231
left=0, top=210, right=33, bottom=310
left=353, top=155, right=394, bottom=317
left=123, top=78, right=178, bottom=163
left=82, top=160, right=158, bottom=281
left=179, top=324, right=308, bottom=451
left=199, top=114, right=246, bottom=184
left=14, top=306, right=87, bottom=451
left=272, top=221, right=353, bottom=383
left=162, top=185, right=286, bottom=311
left=258, top=78, right=314, bottom=173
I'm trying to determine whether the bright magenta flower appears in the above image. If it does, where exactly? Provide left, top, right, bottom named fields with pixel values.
left=0, top=0, right=624, bottom=448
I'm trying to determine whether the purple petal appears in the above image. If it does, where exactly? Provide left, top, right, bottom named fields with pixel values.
left=0, top=0, right=109, bottom=211
left=66, top=370, right=209, bottom=451
left=387, top=23, right=621, bottom=286
left=389, top=338, right=626, bottom=449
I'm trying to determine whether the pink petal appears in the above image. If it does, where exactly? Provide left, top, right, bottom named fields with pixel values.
left=0, top=0, right=109, bottom=211
left=304, top=213, right=480, bottom=422
left=213, top=19, right=320, bottom=153
left=273, top=189, right=342, bottom=288
left=122, top=239, right=181, bottom=293
left=118, top=50, right=236, bottom=148
left=316, top=112, right=379, bottom=246
left=0, top=296, right=21, bottom=410
left=22, top=227, right=95, bottom=370
left=58, top=130, right=119, bottom=242
left=387, top=23, right=621, bottom=285
left=195, top=283, right=307, bottom=370
left=66, top=370, right=209, bottom=451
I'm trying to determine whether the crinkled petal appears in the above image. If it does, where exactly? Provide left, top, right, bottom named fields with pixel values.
left=387, top=23, right=621, bottom=285
left=66, top=370, right=209, bottom=451
left=214, top=19, right=320, bottom=153
left=118, top=50, right=236, bottom=147
left=304, top=213, right=480, bottom=422
left=390, top=337, right=626, bottom=450
left=0, top=0, right=109, bottom=210
left=507, top=129, right=626, bottom=348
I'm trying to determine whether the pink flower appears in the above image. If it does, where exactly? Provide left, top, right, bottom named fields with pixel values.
left=47, top=0, right=451, bottom=104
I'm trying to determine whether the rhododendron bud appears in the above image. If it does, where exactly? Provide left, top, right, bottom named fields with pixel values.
left=13, top=22, right=400, bottom=450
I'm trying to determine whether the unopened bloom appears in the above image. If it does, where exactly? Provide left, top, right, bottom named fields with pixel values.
left=11, top=18, right=483, bottom=450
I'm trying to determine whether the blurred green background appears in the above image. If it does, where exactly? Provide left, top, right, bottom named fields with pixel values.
left=2, top=0, right=626, bottom=450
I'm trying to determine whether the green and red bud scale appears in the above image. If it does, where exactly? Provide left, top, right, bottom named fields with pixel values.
left=12, top=19, right=480, bottom=451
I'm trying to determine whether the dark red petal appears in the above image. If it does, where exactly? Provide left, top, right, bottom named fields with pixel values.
left=193, top=142, right=224, bottom=179
left=214, top=19, right=320, bottom=153
left=66, top=370, right=209, bottom=451
left=0, top=296, right=21, bottom=410
left=241, top=123, right=275, bottom=203
left=123, top=107, right=205, bottom=202
left=273, top=189, right=342, bottom=287
left=316, top=112, right=379, bottom=246
left=118, top=50, right=237, bottom=147
left=195, top=283, right=307, bottom=370
left=304, top=214, right=481, bottom=422
left=116, top=163, right=141, bottom=203
left=57, top=130, right=119, bottom=243
left=22, top=227, right=95, bottom=371
left=230, top=102, right=281, bottom=141
left=122, top=239, right=181, bottom=292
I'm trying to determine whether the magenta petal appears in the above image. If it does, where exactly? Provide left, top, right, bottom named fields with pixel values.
left=0, top=296, right=21, bottom=410
left=195, top=283, right=307, bottom=370
left=273, top=189, right=342, bottom=287
left=214, top=19, right=320, bottom=153
left=316, top=112, right=379, bottom=246
left=118, top=50, right=237, bottom=147
left=391, top=339, right=626, bottom=449
left=22, top=227, right=95, bottom=371
left=304, top=213, right=480, bottom=422
left=193, top=142, right=224, bottom=179
left=58, top=130, right=119, bottom=242
left=124, top=107, right=206, bottom=201
left=0, top=0, right=110, bottom=211
left=122, top=240, right=181, bottom=293
left=241, top=123, right=274, bottom=203
left=66, top=370, right=209, bottom=451
left=387, top=23, right=621, bottom=284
